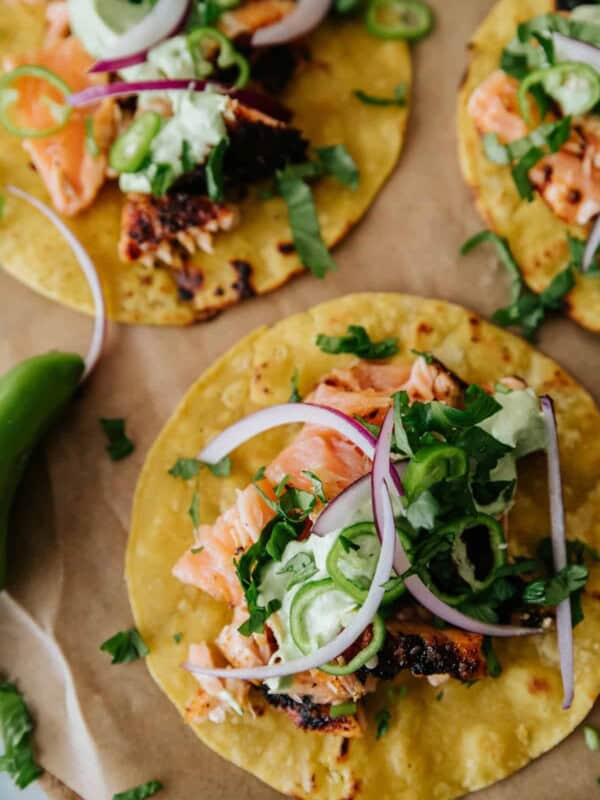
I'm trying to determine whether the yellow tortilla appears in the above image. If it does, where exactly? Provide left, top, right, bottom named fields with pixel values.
left=457, top=0, right=600, bottom=333
left=0, top=4, right=410, bottom=325
left=127, top=293, right=600, bottom=799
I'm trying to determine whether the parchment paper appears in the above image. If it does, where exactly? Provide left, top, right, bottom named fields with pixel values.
left=0, top=1, right=598, bottom=798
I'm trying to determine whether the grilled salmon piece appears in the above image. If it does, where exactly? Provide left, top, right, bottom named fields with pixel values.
left=119, top=100, right=306, bottom=268
left=220, top=0, right=295, bottom=39
left=4, top=36, right=116, bottom=216
left=185, top=642, right=250, bottom=724
left=468, top=70, right=600, bottom=225
left=365, top=621, right=487, bottom=683
left=263, top=690, right=364, bottom=737
left=118, top=192, right=239, bottom=268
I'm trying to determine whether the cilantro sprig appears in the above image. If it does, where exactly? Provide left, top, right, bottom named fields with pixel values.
left=0, top=682, right=43, bottom=789
left=100, top=628, right=149, bottom=664
left=316, top=325, right=399, bottom=359
left=461, top=230, right=574, bottom=339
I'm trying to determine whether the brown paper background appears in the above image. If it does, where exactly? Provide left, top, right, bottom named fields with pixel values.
left=0, top=1, right=598, bottom=798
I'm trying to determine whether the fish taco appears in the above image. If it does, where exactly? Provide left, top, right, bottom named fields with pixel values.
left=128, top=293, right=600, bottom=799
left=458, top=0, right=600, bottom=333
left=0, top=0, right=415, bottom=324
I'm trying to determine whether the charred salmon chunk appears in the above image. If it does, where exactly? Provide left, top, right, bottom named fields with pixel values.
left=118, top=193, right=239, bottom=268
left=363, top=622, right=487, bottom=683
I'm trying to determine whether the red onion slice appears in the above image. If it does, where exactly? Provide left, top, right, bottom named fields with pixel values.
left=552, top=32, right=600, bottom=73
left=311, top=475, right=371, bottom=535
left=541, top=395, right=574, bottom=710
left=6, top=186, right=106, bottom=381
left=199, top=403, right=403, bottom=495
left=583, top=215, right=600, bottom=273
left=312, top=462, right=407, bottom=536
left=183, top=410, right=397, bottom=682
left=67, top=80, right=294, bottom=123
left=252, top=0, right=332, bottom=47
left=90, top=0, right=191, bottom=74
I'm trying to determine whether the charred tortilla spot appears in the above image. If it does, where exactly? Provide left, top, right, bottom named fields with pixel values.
left=278, top=241, right=295, bottom=254
left=231, top=260, right=255, bottom=299
left=567, top=188, right=582, bottom=204
left=214, top=286, right=225, bottom=297
left=338, top=738, right=351, bottom=762
left=528, top=677, right=550, bottom=694
left=249, top=43, right=310, bottom=95
left=417, top=322, right=433, bottom=334
left=175, top=266, right=204, bottom=302
left=343, top=779, right=362, bottom=800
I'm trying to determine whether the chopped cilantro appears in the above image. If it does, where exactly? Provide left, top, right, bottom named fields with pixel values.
left=461, top=230, right=574, bottom=339
left=482, top=637, right=502, bottom=678
left=288, top=369, right=302, bottom=403
left=315, top=145, right=359, bottom=189
left=150, top=164, right=175, bottom=197
left=353, top=84, right=407, bottom=106
left=191, top=545, right=204, bottom=554
left=375, top=708, right=391, bottom=739
left=316, top=325, right=399, bottom=359
left=435, top=690, right=444, bottom=701
left=0, top=195, right=5, bottom=219
left=113, top=780, right=163, bottom=800
left=188, top=490, right=200, bottom=529
left=253, top=465, right=266, bottom=482
left=168, top=456, right=231, bottom=479
left=0, top=682, right=43, bottom=789
left=173, top=632, right=184, bottom=644
left=411, top=349, right=435, bottom=364
left=301, top=470, right=327, bottom=503
left=100, top=418, right=135, bottom=461
left=276, top=169, right=336, bottom=278
left=100, top=628, right=149, bottom=664
left=523, top=564, right=588, bottom=606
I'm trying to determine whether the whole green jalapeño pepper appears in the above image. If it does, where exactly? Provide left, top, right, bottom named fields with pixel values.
left=403, top=443, right=468, bottom=502
left=187, top=28, right=250, bottom=89
left=0, top=352, right=84, bottom=589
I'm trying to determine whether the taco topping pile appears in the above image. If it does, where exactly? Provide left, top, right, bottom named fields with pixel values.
left=467, top=3, right=600, bottom=273
left=168, top=350, right=592, bottom=735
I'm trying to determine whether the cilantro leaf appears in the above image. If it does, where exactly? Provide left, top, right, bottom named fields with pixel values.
left=0, top=682, right=43, bottom=789
left=206, top=456, right=232, bottom=477
left=375, top=708, right=391, bottom=739
left=316, top=145, right=359, bottom=189
left=265, top=520, right=299, bottom=561
left=482, top=637, right=502, bottom=678
left=168, top=458, right=202, bottom=480
left=188, top=490, right=200, bottom=529
left=100, top=628, right=149, bottom=664
left=523, top=564, right=588, bottom=606
left=206, top=136, right=229, bottom=202
left=113, top=780, right=163, bottom=800
left=288, top=369, right=302, bottom=403
left=276, top=169, right=336, bottom=278
left=353, top=84, right=407, bottom=106
left=461, top=230, right=573, bottom=339
left=316, top=325, right=399, bottom=359
left=168, top=456, right=231, bottom=479
left=100, top=418, right=135, bottom=461
left=173, top=632, right=183, bottom=644
left=301, top=470, right=327, bottom=503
